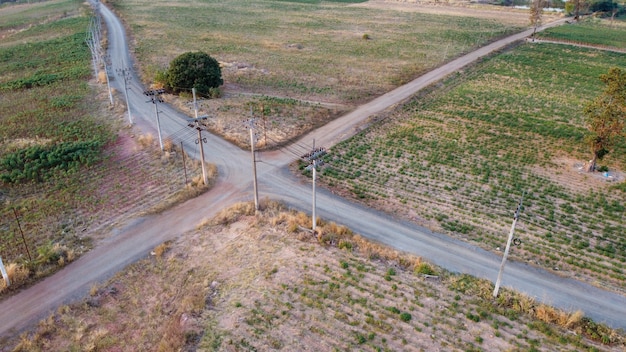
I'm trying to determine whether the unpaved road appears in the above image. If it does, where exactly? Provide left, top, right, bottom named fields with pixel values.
left=0, top=3, right=624, bottom=337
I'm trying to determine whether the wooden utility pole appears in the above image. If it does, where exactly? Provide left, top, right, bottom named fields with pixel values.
left=493, top=192, right=526, bottom=298
left=181, top=141, right=188, bottom=185
left=13, top=208, right=31, bottom=262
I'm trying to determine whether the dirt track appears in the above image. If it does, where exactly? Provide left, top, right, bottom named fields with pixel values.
left=1, top=2, right=625, bottom=338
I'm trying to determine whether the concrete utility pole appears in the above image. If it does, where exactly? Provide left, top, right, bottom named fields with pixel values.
left=0, top=257, right=9, bottom=287
left=493, top=192, right=526, bottom=298
left=244, top=113, right=259, bottom=211
left=302, top=143, right=327, bottom=232
left=102, top=54, right=114, bottom=105
left=187, top=94, right=209, bottom=186
left=144, top=89, right=165, bottom=151
left=117, top=68, right=133, bottom=125
left=85, top=16, right=101, bottom=79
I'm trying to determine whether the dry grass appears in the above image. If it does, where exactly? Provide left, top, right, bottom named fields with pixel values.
left=110, top=0, right=531, bottom=148
left=2, top=201, right=623, bottom=351
left=0, top=263, right=30, bottom=292
left=152, top=241, right=171, bottom=258
left=136, top=133, right=155, bottom=149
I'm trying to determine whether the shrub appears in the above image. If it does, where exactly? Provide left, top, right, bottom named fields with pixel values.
left=165, top=52, right=223, bottom=96
left=0, top=263, right=30, bottom=291
left=0, top=141, right=103, bottom=184
left=415, top=263, right=435, bottom=276
left=400, top=312, right=412, bottom=322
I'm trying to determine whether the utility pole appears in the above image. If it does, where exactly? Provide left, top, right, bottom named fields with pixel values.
left=117, top=67, right=133, bottom=125
left=493, top=192, right=526, bottom=298
left=181, top=141, right=188, bottom=185
left=188, top=88, right=209, bottom=185
left=85, top=16, right=101, bottom=79
left=244, top=111, right=259, bottom=211
left=144, top=89, right=165, bottom=151
left=13, top=208, right=31, bottom=262
left=0, top=257, right=9, bottom=287
left=102, top=54, right=114, bottom=105
left=189, top=87, right=209, bottom=185
left=302, top=142, right=327, bottom=232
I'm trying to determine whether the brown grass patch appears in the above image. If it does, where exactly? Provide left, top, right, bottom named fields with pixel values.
left=0, top=263, right=30, bottom=292
left=3, top=201, right=623, bottom=351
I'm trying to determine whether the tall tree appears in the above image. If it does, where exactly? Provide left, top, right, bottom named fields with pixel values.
left=584, top=67, right=626, bottom=172
left=529, top=0, right=545, bottom=39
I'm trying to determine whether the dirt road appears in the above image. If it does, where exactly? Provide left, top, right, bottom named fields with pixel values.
left=1, top=3, right=624, bottom=337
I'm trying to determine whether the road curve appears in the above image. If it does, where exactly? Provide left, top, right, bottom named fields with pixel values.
left=0, top=3, right=624, bottom=338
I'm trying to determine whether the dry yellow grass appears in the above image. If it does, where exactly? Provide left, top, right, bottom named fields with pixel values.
left=152, top=241, right=171, bottom=258
left=3, top=201, right=623, bottom=351
left=0, top=263, right=30, bottom=292
left=137, top=133, right=155, bottom=148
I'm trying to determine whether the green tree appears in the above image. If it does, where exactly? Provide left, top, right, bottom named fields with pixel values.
left=565, top=0, right=588, bottom=19
left=165, top=52, right=223, bottom=96
left=529, top=0, right=546, bottom=38
left=584, top=67, right=626, bottom=172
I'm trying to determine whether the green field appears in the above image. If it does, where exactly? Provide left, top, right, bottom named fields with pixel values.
left=0, top=0, right=207, bottom=284
left=321, top=42, right=626, bottom=290
left=109, top=0, right=524, bottom=104
left=537, top=18, right=626, bottom=49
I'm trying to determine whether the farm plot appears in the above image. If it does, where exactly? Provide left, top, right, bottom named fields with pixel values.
left=320, top=43, right=626, bottom=291
left=107, top=0, right=527, bottom=146
left=537, top=18, right=626, bottom=49
left=0, top=1, right=212, bottom=292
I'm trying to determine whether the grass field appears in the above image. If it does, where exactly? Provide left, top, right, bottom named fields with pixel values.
left=109, top=0, right=524, bottom=102
left=319, top=41, right=626, bottom=292
left=0, top=0, right=213, bottom=294
left=537, top=17, right=626, bottom=49
left=106, top=0, right=537, bottom=147
left=2, top=202, right=623, bottom=351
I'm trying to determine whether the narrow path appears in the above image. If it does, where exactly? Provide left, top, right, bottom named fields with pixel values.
left=528, top=37, right=626, bottom=53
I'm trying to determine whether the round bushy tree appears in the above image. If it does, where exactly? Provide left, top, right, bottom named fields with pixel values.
left=165, top=52, right=223, bottom=96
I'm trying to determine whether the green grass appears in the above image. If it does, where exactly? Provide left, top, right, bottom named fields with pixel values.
left=6, top=203, right=623, bottom=350
left=0, top=0, right=83, bottom=33
left=322, top=42, right=626, bottom=289
left=110, top=0, right=523, bottom=103
left=537, top=18, right=626, bottom=48
left=0, top=1, right=210, bottom=283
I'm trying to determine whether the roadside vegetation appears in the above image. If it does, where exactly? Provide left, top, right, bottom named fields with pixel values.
left=0, top=0, right=214, bottom=296
left=2, top=202, right=623, bottom=351
left=319, top=35, right=626, bottom=292
left=104, top=0, right=537, bottom=148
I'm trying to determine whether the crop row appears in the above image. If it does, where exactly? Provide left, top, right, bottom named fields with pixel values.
left=320, top=41, right=626, bottom=289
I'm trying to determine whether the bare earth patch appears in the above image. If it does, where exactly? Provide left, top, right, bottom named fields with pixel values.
left=352, top=0, right=561, bottom=26
left=531, top=156, right=625, bottom=194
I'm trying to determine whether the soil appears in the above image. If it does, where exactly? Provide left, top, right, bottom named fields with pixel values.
left=3, top=205, right=620, bottom=351
left=352, top=0, right=561, bottom=26
left=532, top=156, right=626, bottom=194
